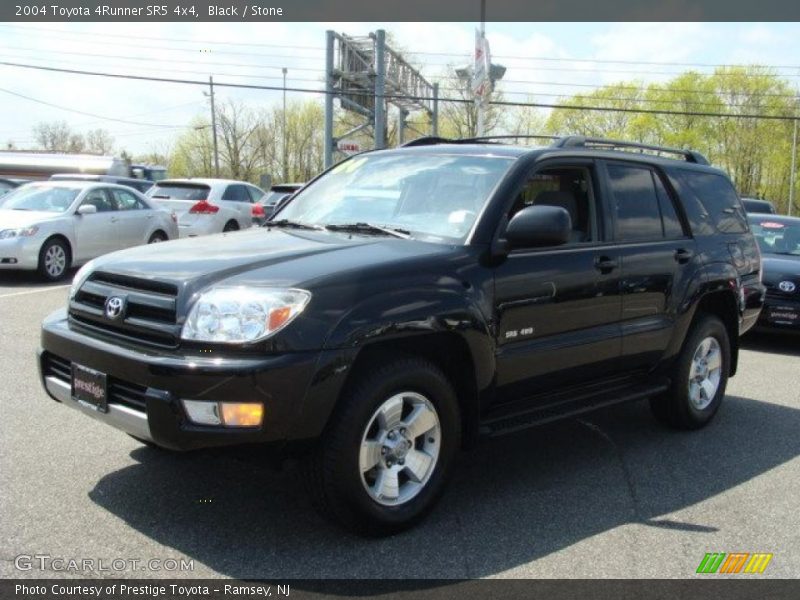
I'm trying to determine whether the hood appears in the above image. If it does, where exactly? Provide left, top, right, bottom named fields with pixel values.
left=762, top=254, right=800, bottom=278
left=88, top=227, right=455, bottom=297
left=0, top=209, right=65, bottom=228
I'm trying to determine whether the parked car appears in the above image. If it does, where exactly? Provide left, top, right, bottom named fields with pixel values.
left=50, top=173, right=155, bottom=194
left=146, top=179, right=266, bottom=237
left=38, top=136, right=764, bottom=535
left=741, top=197, right=777, bottom=214
left=0, top=181, right=177, bottom=281
left=252, top=183, right=304, bottom=225
left=748, top=214, right=800, bottom=332
left=0, top=177, right=26, bottom=199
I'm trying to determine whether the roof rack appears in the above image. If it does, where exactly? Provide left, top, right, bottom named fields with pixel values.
left=551, top=136, right=710, bottom=165
left=401, top=134, right=559, bottom=148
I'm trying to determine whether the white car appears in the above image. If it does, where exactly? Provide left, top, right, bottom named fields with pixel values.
left=0, top=181, right=178, bottom=281
left=146, top=178, right=266, bottom=237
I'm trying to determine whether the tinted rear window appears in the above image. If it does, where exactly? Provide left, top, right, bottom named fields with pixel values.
left=607, top=164, right=664, bottom=241
left=684, top=172, right=748, bottom=233
left=149, top=184, right=210, bottom=201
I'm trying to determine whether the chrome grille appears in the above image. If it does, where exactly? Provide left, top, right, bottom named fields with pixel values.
left=69, top=271, right=180, bottom=347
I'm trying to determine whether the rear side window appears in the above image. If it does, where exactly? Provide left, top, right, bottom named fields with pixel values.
left=111, top=189, right=147, bottom=210
left=149, top=184, right=210, bottom=201
left=607, top=164, right=664, bottom=241
left=684, top=172, right=748, bottom=233
left=222, top=184, right=250, bottom=202
left=653, top=174, right=685, bottom=238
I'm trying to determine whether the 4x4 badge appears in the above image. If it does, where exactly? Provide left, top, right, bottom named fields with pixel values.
left=104, top=296, right=126, bottom=320
left=778, top=281, right=796, bottom=293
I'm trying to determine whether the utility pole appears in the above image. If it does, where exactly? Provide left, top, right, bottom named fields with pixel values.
left=476, top=0, right=486, bottom=137
left=374, top=29, right=387, bottom=150
left=208, top=76, right=220, bottom=177
left=790, top=117, right=798, bottom=217
left=324, top=30, right=334, bottom=169
left=282, top=67, right=288, bottom=182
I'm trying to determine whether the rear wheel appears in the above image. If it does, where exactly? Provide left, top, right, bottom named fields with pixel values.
left=650, top=313, right=730, bottom=429
left=223, top=221, right=239, bottom=233
left=304, top=356, right=460, bottom=536
left=147, top=231, right=167, bottom=244
left=37, top=238, right=70, bottom=281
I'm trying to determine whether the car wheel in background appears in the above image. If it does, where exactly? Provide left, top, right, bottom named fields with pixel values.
left=223, top=221, right=239, bottom=233
left=147, top=231, right=168, bottom=244
left=37, top=238, right=71, bottom=282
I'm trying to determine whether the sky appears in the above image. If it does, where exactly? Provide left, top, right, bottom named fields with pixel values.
left=0, top=21, right=798, bottom=156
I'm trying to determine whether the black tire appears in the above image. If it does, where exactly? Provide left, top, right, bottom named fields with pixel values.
left=147, top=231, right=168, bottom=244
left=304, top=356, right=461, bottom=536
left=223, top=221, right=239, bottom=232
left=650, top=313, right=730, bottom=430
left=37, top=237, right=71, bottom=281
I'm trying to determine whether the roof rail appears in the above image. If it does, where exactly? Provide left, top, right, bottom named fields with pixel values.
left=401, top=134, right=559, bottom=148
left=400, top=136, right=456, bottom=147
left=551, top=136, right=710, bottom=165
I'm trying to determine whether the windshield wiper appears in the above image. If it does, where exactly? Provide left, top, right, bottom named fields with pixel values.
left=267, top=219, right=325, bottom=231
left=324, top=222, right=411, bottom=239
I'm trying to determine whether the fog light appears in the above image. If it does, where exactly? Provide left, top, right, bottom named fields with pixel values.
left=220, top=402, right=263, bottom=427
left=182, top=400, right=221, bottom=425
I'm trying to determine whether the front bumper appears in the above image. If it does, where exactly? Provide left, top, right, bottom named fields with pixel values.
left=39, top=309, right=323, bottom=451
left=0, top=235, right=42, bottom=270
left=756, top=295, right=800, bottom=331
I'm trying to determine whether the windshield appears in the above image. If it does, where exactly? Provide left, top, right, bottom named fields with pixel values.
left=1, top=184, right=80, bottom=213
left=276, top=153, right=514, bottom=242
left=748, top=217, right=800, bottom=256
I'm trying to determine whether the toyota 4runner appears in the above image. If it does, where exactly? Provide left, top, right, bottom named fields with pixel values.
left=39, top=136, right=766, bottom=535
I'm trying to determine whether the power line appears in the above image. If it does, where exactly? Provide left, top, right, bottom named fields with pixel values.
left=2, top=60, right=798, bottom=122
left=0, top=53, right=322, bottom=84
left=0, top=45, right=326, bottom=72
left=5, top=24, right=799, bottom=74
left=0, top=86, right=191, bottom=127
left=406, top=49, right=800, bottom=71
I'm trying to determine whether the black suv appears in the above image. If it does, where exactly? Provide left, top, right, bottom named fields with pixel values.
left=39, top=136, right=765, bottom=535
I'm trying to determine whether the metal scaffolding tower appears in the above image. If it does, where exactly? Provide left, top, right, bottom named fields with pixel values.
left=324, top=29, right=439, bottom=168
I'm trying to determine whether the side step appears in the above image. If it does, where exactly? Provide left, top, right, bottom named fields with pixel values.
left=479, top=379, right=670, bottom=437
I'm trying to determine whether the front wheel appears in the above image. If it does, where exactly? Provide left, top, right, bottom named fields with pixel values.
left=305, top=357, right=460, bottom=536
left=38, top=238, right=70, bottom=281
left=650, top=313, right=730, bottom=429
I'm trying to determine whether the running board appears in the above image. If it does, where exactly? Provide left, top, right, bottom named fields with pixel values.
left=479, top=379, right=670, bottom=437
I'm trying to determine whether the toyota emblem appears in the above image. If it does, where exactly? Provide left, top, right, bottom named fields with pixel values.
left=778, top=281, right=796, bottom=293
left=104, top=296, right=126, bottom=319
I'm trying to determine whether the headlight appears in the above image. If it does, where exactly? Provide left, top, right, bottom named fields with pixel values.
left=69, top=260, right=96, bottom=300
left=0, top=226, right=39, bottom=239
left=181, top=287, right=311, bottom=343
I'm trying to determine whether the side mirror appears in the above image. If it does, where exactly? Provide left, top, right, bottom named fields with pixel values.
left=504, top=205, right=572, bottom=249
left=77, top=204, right=98, bottom=215
left=267, top=194, right=292, bottom=219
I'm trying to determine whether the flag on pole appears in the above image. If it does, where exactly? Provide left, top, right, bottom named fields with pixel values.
left=472, top=29, right=492, bottom=103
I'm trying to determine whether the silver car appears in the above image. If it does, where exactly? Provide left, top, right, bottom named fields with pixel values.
left=0, top=181, right=178, bottom=281
left=146, top=178, right=265, bottom=237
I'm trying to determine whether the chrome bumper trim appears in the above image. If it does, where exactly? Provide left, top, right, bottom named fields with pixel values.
left=45, top=375, right=153, bottom=442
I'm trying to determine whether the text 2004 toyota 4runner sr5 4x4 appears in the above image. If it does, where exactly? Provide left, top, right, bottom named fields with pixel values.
left=39, top=136, right=765, bottom=535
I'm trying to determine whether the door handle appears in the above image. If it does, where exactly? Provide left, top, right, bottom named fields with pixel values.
left=594, top=256, right=618, bottom=273
left=674, top=248, right=694, bottom=264
left=110, top=217, right=119, bottom=223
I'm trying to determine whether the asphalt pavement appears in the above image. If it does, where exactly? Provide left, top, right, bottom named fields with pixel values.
left=1, top=270, right=798, bottom=579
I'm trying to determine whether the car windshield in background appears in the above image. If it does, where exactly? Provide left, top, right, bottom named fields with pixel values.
left=277, top=153, right=514, bottom=242
left=149, top=184, right=210, bottom=200
left=0, top=185, right=80, bottom=213
left=748, top=217, right=800, bottom=256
